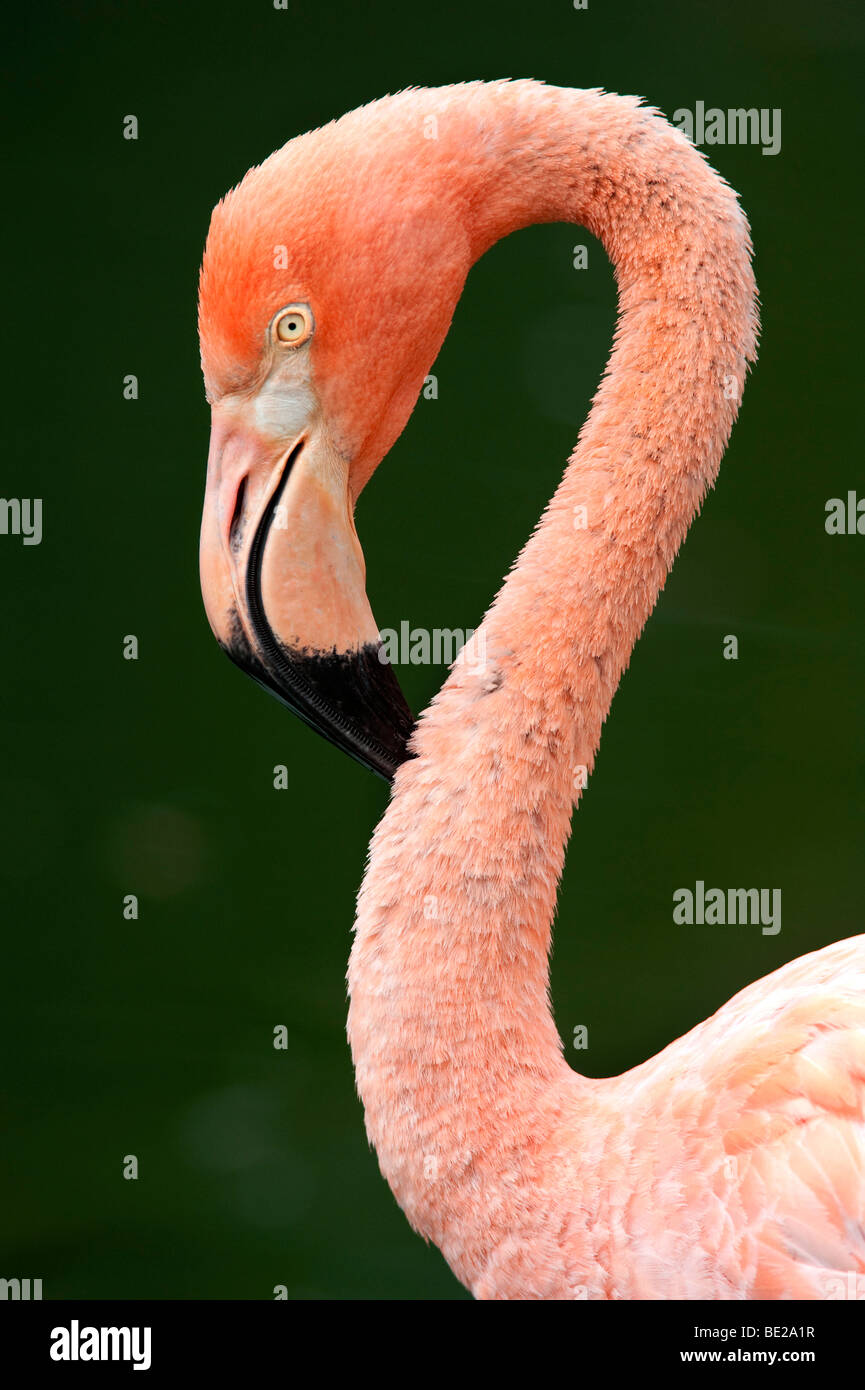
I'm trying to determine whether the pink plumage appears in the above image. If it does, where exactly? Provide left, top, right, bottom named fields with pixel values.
left=198, top=82, right=865, bottom=1300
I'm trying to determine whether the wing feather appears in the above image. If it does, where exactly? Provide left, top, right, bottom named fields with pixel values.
left=619, top=935, right=865, bottom=1296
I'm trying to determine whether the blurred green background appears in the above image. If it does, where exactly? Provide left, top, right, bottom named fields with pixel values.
left=2, top=0, right=862, bottom=1300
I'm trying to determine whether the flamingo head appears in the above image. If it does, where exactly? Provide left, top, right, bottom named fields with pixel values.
left=197, top=103, right=471, bottom=780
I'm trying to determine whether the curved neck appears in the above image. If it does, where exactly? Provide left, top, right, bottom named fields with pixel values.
left=347, top=84, right=757, bottom=1286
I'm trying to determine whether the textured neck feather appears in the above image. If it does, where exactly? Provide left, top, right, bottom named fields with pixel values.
left=347, top=83, right=757, bottom=1290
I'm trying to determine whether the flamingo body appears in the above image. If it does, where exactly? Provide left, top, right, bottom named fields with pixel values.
left=197, top=82, right=865, bottom=1299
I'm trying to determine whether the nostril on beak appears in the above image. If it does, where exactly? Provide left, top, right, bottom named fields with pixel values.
left=229, top=476, right=248, bottom=553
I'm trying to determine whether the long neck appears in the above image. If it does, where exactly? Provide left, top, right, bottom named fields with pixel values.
left=347, top=84, right=757, bottom=1285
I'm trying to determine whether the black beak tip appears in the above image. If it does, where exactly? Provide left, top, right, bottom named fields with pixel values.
left=221, top=617, right=415, bottom=783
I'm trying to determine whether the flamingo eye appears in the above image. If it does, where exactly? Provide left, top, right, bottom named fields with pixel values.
left=274, top=304, right=314, bottom=346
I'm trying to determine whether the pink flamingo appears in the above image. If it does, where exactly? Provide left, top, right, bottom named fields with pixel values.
left=197, top=82, right=865, bottom=1299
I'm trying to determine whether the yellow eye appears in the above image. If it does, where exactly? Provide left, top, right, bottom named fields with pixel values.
left=274, top=304, right=314, bottom=346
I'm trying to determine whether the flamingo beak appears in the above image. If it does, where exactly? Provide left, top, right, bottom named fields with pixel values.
left=199, top=404, right=414, bottom=781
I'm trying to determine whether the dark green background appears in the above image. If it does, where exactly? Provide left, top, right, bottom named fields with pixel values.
left=2, top=0, right=862, bottom=1299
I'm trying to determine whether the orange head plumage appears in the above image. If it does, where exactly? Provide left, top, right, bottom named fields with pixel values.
left=196, top=90, right=498, bottom=777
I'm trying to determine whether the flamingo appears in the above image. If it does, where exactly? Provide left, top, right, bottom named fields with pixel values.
left=197, top=81, right=865, bottom=1299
